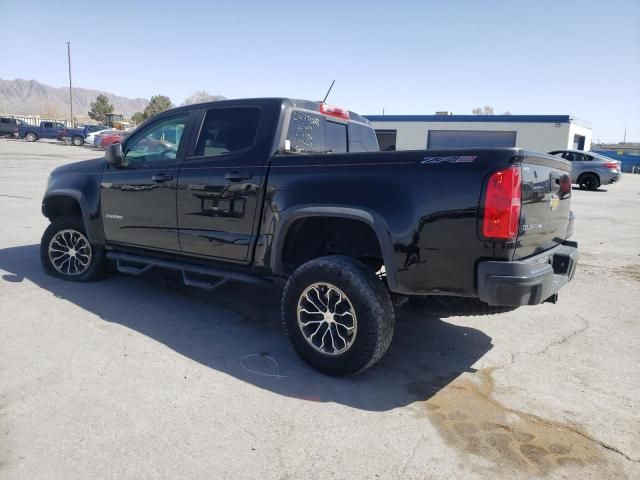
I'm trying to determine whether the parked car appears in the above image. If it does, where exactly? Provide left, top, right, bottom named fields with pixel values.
left=94, top=130, right=111, bottom=147
left=99, top=130, right=128, bottom=148
left=14, top=121, right=66, bottom=142
left=0, top=116, right=28, bottom=137
left=84, top=127, right=111, bottom=146
left=548, top=149, right=621, bottom=190
left=40, top=98, right=578, bottom=375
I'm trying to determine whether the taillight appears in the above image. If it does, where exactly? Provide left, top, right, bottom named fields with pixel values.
left=603, top=162, right=619, bottom=170
left=319, top=103, right=349, bottom=120
left=482, top=166, right=522, bottom=241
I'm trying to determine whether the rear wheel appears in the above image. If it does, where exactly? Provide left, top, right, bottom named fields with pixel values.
left=578, top=173, right=600, bottom=190
left=40, top=216, right=106, bottom=282
left=72, top=136, right=84, bottom=146
left=281, top=255, right=394, bottom=376
left=25, top=132, right=37, bottom=142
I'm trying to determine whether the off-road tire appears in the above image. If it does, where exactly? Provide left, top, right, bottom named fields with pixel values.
left=408, top=296, right=518, bottom=317
left=578, top=173, right=600, bottom=191
left=281, top=255, right=394, bottom=376
left=40, top=215, right=106, bottom=282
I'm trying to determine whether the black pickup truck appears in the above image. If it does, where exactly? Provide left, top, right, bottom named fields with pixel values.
left=41, top=98, right=578, bottom=375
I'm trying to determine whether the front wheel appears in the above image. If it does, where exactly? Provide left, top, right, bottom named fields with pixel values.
left=71, top=136, right=84, bottom=146
left=281, top=256, right=395, bottom=376
left=25, top=132, right=37, bottom=142
left=40, top=216, right=106, bottom=282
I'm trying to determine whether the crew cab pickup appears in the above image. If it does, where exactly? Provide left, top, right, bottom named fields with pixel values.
left=40, top=98, right=579, bottom=375
left=15, top=121, right=67, bottom=142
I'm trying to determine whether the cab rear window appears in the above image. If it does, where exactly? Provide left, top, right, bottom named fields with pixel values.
left=286, top=109, right=378, bottom=154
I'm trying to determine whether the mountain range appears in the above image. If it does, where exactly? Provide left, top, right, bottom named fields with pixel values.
left=0, top=78, right=149, bottom=120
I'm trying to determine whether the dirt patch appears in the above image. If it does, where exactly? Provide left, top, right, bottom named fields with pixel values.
left=614, top=264, right=640, bottom=283
left=407, top=369, right=619, bottom=476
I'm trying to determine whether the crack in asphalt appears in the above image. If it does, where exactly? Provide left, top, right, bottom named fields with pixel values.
left=495, top=313, right=640, bottom=464
left=505, top=313, right=590, bottom=367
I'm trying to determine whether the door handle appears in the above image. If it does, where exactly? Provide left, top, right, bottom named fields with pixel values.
left=151, top=173, right=173, bottom=183
left=224, top=171, right=252, bottom=182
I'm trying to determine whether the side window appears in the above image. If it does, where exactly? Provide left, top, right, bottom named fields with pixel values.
left=124, top=114, right=188, bottom=165
left=0, top=118, right=9, bottom=124
left=325, top=121, right=347, bottom=153
left=349, top=122, right=379, bottom=152
left=56, top=123, right=65, bottom=128
left=194, top=108, right=261, bottom=157
left=43, top=122, right=53, bottom=129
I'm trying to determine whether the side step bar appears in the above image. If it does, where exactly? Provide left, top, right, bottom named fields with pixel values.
left=106, top=251, right=272, bottom=290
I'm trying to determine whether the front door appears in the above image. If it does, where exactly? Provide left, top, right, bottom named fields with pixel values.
left=100, top=112, right=193, bottom=251
left=176, top=104, right=272, bottom=262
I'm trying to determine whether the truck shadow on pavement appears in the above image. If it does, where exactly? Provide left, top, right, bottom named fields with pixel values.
left=0, top=244, right=493, bottom=412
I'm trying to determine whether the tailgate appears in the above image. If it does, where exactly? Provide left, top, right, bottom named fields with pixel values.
left=514, top=153, right=573, bottom=260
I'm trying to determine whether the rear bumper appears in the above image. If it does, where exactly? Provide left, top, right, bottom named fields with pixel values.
left=606, top=171, right=621, bottom=184
left=477, top=241, right=579, bottom=306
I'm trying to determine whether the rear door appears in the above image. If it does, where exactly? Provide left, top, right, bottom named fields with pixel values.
left=515, top=154, right=573, bottom=259
left=176, top=101, right=277, bottom=262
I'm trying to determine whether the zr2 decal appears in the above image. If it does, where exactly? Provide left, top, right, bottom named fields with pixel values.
left=421, top=155, right=477, bottom=164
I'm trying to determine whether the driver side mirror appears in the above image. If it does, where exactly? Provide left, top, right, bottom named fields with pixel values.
left=105, top=143, right=123, bottom=166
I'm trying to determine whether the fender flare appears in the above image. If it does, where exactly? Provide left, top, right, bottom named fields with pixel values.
left=270, top=205, right=398, bottom=289
left=42, top=189, right=95, bottom=243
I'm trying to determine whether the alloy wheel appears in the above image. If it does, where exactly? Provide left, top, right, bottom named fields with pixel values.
left=48, top=229, right=92, bottom=276
left=297, top=282, right=357, bottom=355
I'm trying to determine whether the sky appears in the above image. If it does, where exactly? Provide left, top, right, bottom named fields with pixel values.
left=0, top=0, right=638, bottom=142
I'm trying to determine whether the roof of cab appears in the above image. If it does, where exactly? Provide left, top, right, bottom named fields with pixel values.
left=159, top=97, right=371, bottom=125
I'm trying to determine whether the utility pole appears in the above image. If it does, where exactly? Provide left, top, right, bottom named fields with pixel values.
left=623, top=126, right=627, bottom=143
left=67, top=41, right=73, bottom=126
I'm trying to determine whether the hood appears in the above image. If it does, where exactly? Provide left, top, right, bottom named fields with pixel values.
left=51, top=157, right=106, bottom=176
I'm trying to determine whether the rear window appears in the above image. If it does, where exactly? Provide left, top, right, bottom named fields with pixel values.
left=286, top=110, right=350, bottom=154
left=325, top=121, right=347, bottom=153
left=195, top=108, right=261, bottom=157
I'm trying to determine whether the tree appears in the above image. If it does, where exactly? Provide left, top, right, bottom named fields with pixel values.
left=182, top=90, right=225, bottom=105
left=88, top=94, right=114, bottom=124
left=472, top=106, right=495, bottom=115
left=130, top=111, right=145, bottom=125
left=142, top=95, right=173, bottom=120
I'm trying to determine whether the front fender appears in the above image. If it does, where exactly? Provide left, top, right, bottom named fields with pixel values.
left=42, top=167, right=104, bottom=244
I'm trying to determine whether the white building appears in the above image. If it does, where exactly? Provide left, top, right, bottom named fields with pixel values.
left=365, top=114, right=592, bottom=154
